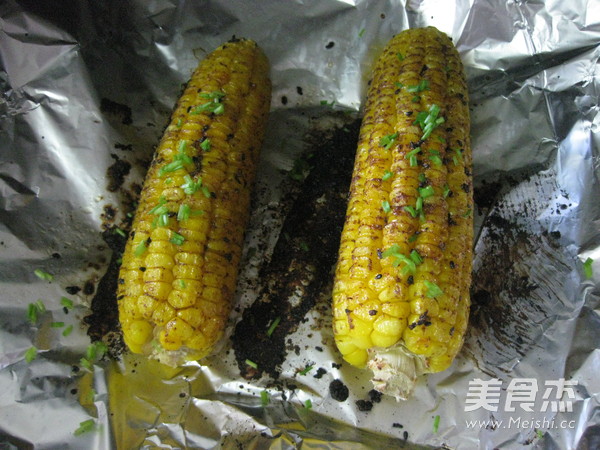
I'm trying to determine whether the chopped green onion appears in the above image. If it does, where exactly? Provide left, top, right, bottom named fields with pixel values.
left=463, top=208, right=472, bottom=218
left=406, top=147, right=421, bottom=167
left=62, top=325, right=74, bottom=337
left=382, top=170, right=394, bottom=181
left=320, top=100, right=335, bottom=108
left=418, top=186, right=435, bottom=199
left=536, top=429, right=544, bottom=439
left=408, top=233, right=419, bottom=243
left=177, top=204, right=191, bottom=222
left=213, top=103, right=225, bottom=115
left=170, top=232, right=185, bottom=246
left=304, top=399, right=312, bottom=409
left=179, top=279, right=187, bottom=289
left=299, top=365, right=313, bottom=376
left=200, top=186, right=211, bottom=198
left=73, top=419, right=96, bottom=436
left=176, top=118, right=183, bottom=128
left=382, top=200, right=391, bottom=213
left=429, top=154, right=443, bottom=166
left=442, top=184, right=451, bottom=198
left=246, top=359, right=258, bottom=369
left=584, top=257, right=594, bottom=279
left=159, top=159, right=186, bottom=176
left=382, top=245, right=417, bottom=274
left=200, top=139, right=211, bottom=152
left=394, top=82, right=404, bottom=89
left=87, top=388, right=97, bottom=403
left=406, top=79, right=430, bottom=93
left=165, top=177, right=173, bottom=185
left=34, top=269, right=53, bottom=281
left=24, top=346, right=37, bottom=363
left=114, top=228, right=126, bottom=238
left=267, top=317, right=281, bottom=336
left=379, top=132, right=399, bottom=150
left=178, top=139, right=188, bottom=153
left=299, top=242, right=309, bottom=251
left=433, top=415, right=440, bottom=433
left=424, top=280, right=443, bottom=298
left=182, top=175, right=203, bottom=195
left=61, top=297, right=74, bottom=309
left=80, top=357, right=93, bottom=371
left=396, top=52, right=404, bottom=61
left=134, top=240, right=148, bottom=257
left=358, top=28, right=366, bottom=38
left=404, top=205, right=417, bottom=218
left=410, top=250, right=423, bottom=265
left=199, top=90, right=225, bottom=100
left=260, top=390, right=270, bottom=406
left=51, top=321, right=65, bottom=328
left=415, top=196, right=423, bottom=212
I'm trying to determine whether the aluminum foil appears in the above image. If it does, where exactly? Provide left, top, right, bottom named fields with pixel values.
left=1, top=0, right=599, bottom=448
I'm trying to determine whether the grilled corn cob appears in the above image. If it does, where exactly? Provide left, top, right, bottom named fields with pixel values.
left=117, top=38, right=271, bottom=365
left=332, top=27, right=472, bottom=399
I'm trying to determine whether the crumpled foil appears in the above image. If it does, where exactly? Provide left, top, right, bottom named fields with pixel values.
left=1, top=0, right=599, bottom=448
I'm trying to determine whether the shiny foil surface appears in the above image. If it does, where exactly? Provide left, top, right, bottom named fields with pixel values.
left=1, top=1, right=599, bottom=448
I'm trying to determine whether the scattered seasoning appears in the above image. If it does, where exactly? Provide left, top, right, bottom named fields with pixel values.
left=73, top=419, right=96, bottom=437
left=170, top=232, right=185, bottom=246
left=433, top=414, right=440, bottom=433
left=304, top=399, right=312, bottom=409
left=428, top=150, right=443, bottom=167
left=158, top=159, right=186, bottom=176
left=382, top=170, right=393, bottom=181
left=584, top=257, right=594, bottom=279
left=24, top=346, right=37, bottom=363
left=80, top=357, right=93, bottom=371
left=114, top=227, right=126, bottom=238
left=424, top=280, right=443, bottom=298
left=406, top=147, right=421, bottom=167
left=379, top=132, right=399, bottom=150
left=182, top=175, right=203, bottom=195
left=325, top=41, right=335, bottom=49
left=34, top=269, right=53, bottom=281
left=245, top=359, right=258, bottom=369
left=443, top=184, right=451, bottom=198
left=51, top=321, right=65, bottom=328
left=266, top=316, right=281, bottom=337
left=63, top=324, right=74, bottom=337
left=298, top=365, right=313, bottom=376
left=394, top=82, right=404, bottom=89
left=329, top=379, right=349, bottom=402
left=176, top=118, right=183, bottom=128
left=382, top=244, right=420, bottom=274
left=61, top=297, right=74, bottom=309
left=406, top=79, right=429, bottom=93
left=260, top=390, right=270, bottom=406
left=177, top=204, right=191, bottom=222
left=355, top=399, right=373, bottom=411
left=418, top=185, right=435, bottom=199
left=27, top=300, right=46, bottom=324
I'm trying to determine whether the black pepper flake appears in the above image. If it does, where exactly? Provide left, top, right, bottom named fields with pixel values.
left=405, top=111, right=413, bottom=116
left=139, top=267, right=146, bottom=272
left=65, top=286, right=81, bottom=295
left=407, top=275, right=414, bottom=285
left=281, top=96, right=288, bottom=105
left=403, top=431, right=409, bottom=440
left=377, top=249, right=383, bottom=259
left=356, top=400, right=373, bottom=411
left=314, top=367, right=327, bottom=379
left=449, top=261, right=456, bottom=269
left=117, top=295, right=125, bottom=300
left=325, top=41, right=335, bottom=49
left=329, top=379, right=349, bottom=402
left=375, top=273, right=382, bottom=279
left=296, top=86, right=303, bottom=95
left=448, top=213, right=457, bottom=226
left=368, top=309, right=377, bottom=316
left=461, top=183, right=471, bottom=193
left=118, top=278, right=125, bottom=285
left=450, top=326, right=455, bottom=336
left=368, top=389, right=382, bottom=403
left=392, top=422, right=404, bottom=428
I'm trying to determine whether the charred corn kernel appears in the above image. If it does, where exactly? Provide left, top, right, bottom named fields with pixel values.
left=118, top=38, right=271, bottom=365
left=332, top=27, right=473, bottom=396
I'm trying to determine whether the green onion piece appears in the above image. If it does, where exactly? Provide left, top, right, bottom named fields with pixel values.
left=407, top=79, right=430, bottom=93
left=178, top=140, right=188, bottom=153
left=424, top=280, right=443, bottom=298
left=304, top=399, right=312, bottom=409
left=87, top=388, right=97, bottom=403
left=320, top=100, right=335, bottom=107
left=114, top=228, right=126, bottom=238
left=408, top=233, right=419, bottom=243
left=396, top=52, right=404, bottom=61
left=51, top=321, right=65, bottom=328
left=178, top=279, right=187, bottom=289
left=177, top=204, right=191, bottom=222
left=182, top=175, right=202, bottom=195
left=73, top=419, right=96, bottom=437
left=463, top=208, right=472, bottom=218
left=418, top=173, right=427, bottom=183
left=411, top=95, right=421, bottom=103
left=299, top=242, right=309, bottom=251
left=443, top=185, right=451, bottom=198
left=381, top=244, right=401, bottom=259
left=404, top=206, right=417, bottom=218
left=382, top=200, right=391, bottom=213
left=454, top=148, right=463, bottom=162
left=394, top=82, right=404, bottom=89
left=24, top=346, right=37, bottom=363
left=429, top=154, right=443, bottom=166
left=260, top=390, right=270, bottom=406
left=267, top=317, right=281, bottom=336
left=437, top=136, right=446, bottom=144
left=299, top=365, right=313, bottom=376
left=61, top=297, right=74, bottom=309
left=199, top=90, right=225, bottom=100
left=80, top=357, right=93, bottom=371
left=159, top=160, right=186, bottom=176
left=410, top=250, right=423, bottom=265
left=415, top=196, right=423, bottom=212
left=418, top=186, right=435, bottom=199
left=86, top=344, right=97, bottom=360
left=584, top=257, right=594, bottom=279
left=358, top=28, right=366, bottom=37
left=246, top=359, right=258, bottom=369
left=63, top=325, right=74, bottom=337
left=213, top=103, right=225, bottom=115
left=134, top=240, right=148, bottom=257
left=170, top=232, right=185, bottom=246
left=379, top=132, right=399, bottom=150
left=34, top=269, right=53, bottom=282
left=536, top=429, right=544, bottom=439
left=27, top=303, right=39, bottom=324
left=433, top=415, right=440, bottom=433
left=176, top=118, right=183, bottom=128
left=200, top=139, right=211, bottom=152
left=201, top=186, right=211, bottom=198
left=382, top=170, right=394, bottom=181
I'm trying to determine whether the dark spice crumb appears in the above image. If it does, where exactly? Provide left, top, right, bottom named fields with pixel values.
left=313, top=367, right=327, bottom=379
left=325, top=41, right=335, bottom=49
left=281, top=95, right=288, bottom=105
left=329, top=379, right=349, bottom=402
left=83, top=280, right=95, bottom=295
left=356, top=400, right=373, bottom=411
left=332, top=362, right=342, bottom=369
left=403, top=431, right=409, bottom=440
left=296, top=86, right=303, bottom=95
left=368, top=389, right=382, bottom=403
left=65, top=286, right=81, bottom=295
left=392, top=422, right=403, bottom=428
